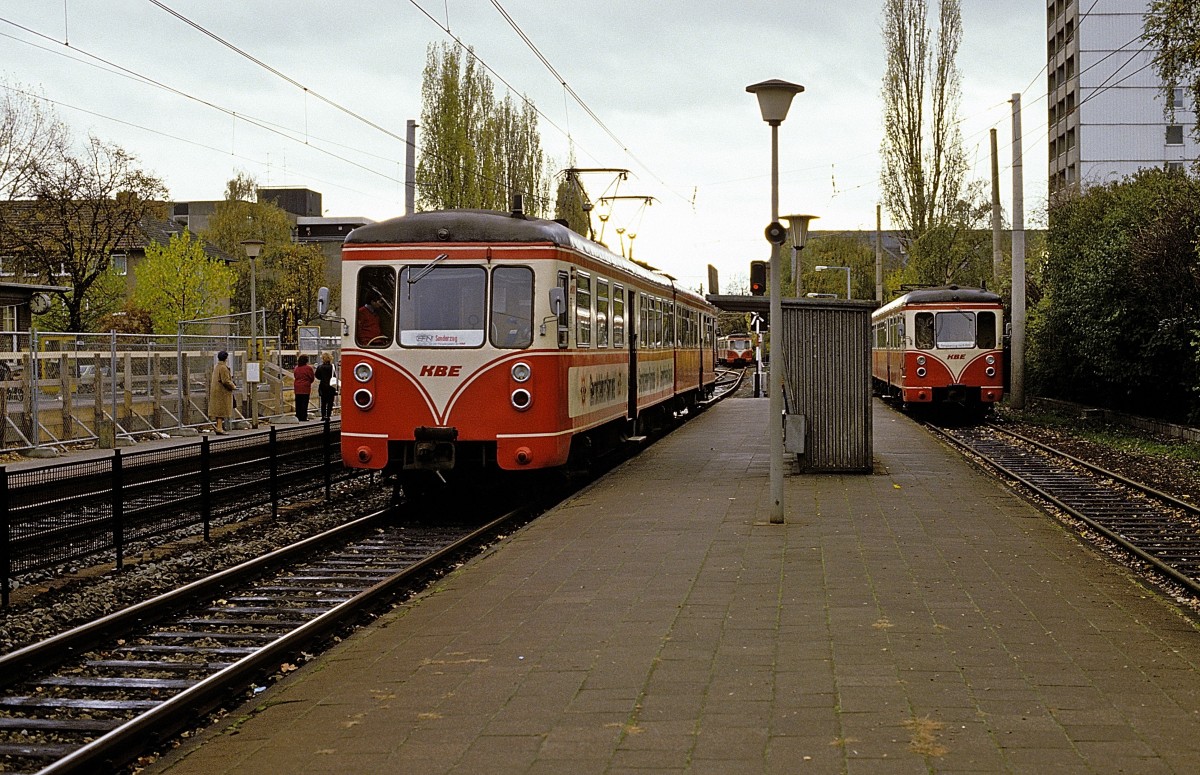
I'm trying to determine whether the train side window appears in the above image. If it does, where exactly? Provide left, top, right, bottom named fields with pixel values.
left=613, top=285, right=625, bottom=347
left=596, top=278, right=610, bottom=348
left=657, top=298, right=667, bottom=347
left=976, top=311, right=996, bottom=348
left=490, top=266, right=533, bottom=349
left=638, top=292, right=648, bottom=350
left=355, top=266, right=396, bottom=347
left=915, top=313, right=935, bottom=349
left=576, top=271, right=592, bottom=347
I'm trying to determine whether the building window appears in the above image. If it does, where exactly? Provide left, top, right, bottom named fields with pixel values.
left=1167, top=125, right=1185, bottom=145
left=1168, top=161, right=1185, bottom=172
left=111, top=253, right=127, bottom=276
left=1, top=305, right=15, bottom=331
left=1172, top=87, right=1186, bottom=111
left=0, top=256, right=13, bottom=277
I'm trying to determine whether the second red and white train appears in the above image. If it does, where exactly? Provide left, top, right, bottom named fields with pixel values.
left=871, top=285, right=1004, bottom=411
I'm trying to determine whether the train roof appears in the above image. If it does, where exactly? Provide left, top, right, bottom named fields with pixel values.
left=345, top=208, right=710, bottom=307
left=874, top=285, right=1001, bottom=318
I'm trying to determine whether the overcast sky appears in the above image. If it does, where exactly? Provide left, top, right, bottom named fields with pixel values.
left=1, top=0, right=1047, bottom=290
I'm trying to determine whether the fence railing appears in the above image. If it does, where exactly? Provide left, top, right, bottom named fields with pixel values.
left=0, top=331, right=341, bottom=453
left=1, top=419, right=359, bottom=607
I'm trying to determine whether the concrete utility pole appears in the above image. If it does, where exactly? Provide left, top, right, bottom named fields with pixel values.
left=990, top=128, right=1003, bottom=286
left=1010, top=94, right=1027, bottom=409
left=875, top=204, right=883, bottom=303
left=406, top=120, right=418, bottom=216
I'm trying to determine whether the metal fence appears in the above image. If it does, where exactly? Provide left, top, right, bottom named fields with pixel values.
left=0, top=331, right=342, bottom=453
left=1, top=420, right=359, bottom=606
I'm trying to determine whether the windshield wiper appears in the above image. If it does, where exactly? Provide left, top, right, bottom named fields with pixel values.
left=407, top=253, right=449, bottom=297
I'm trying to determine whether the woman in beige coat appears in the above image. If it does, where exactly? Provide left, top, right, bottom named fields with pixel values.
left=208, top=350, right=236, bottom=434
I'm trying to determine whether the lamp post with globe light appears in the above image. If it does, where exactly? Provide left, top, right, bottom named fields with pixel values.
left=746, top=78, right=804, bottom=525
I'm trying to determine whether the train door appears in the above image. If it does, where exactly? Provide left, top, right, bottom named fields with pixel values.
left=556, top=270, right=569, bottom=349
left=626, top=287, right=638, bottom=422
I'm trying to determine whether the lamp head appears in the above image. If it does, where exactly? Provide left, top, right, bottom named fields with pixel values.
left=241, top=239, right=265, bottom=259
left=781, top=214, right=818, bottom=249
left=746, top=79, right=805, bottom=125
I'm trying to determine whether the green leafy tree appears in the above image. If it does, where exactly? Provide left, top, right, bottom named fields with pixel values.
left=262, top=242, right=326, bottom=324
left=553, top=163, right=591, bottom=237
left=1144, top=0, right=1200, bottom=140
left=0, top=135, right=168, bottom=331
left=417, top=42, right=549, bottom=215
left=200, top=173, right=293, bottom=315
left=1032, top=168, right=1200, bottom=423
left=133, top=230, right=236, bottom=334
left=801, top=234, right=880, bottom=300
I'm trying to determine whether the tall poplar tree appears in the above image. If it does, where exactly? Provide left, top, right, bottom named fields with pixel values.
left=1144, top=0, right=1200, bottom=140
left=417, top=42, right=549, bottom=215
left=879, top=0, right=976, bottom=286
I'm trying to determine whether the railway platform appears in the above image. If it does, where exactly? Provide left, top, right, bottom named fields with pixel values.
left=149, top=398, right=1200, bottom=774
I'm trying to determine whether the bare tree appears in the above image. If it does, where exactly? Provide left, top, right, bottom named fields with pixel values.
left=879, top=0, right=967, bottom=245
left=1, top=136, right=168, bottom=331
left=0, top=79, right=69, bottom=198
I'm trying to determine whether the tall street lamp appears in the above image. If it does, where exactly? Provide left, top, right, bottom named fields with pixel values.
left=241, top=239, right=264, bottom=429
left=747, top=78, right=804, bottom=525
left=815, top=264, right=851, bottom=299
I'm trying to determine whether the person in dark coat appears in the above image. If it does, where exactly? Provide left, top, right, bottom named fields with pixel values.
left=314, top=352, right=336, bottom=421
left=208, top=350, right=236, bottom=434
left=293, top=354, right=315, bottom=422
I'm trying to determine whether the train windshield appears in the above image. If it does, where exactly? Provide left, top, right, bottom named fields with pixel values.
left=397, top=265, right=486, bottom=347
left=915, top=310, right=996, bottom=350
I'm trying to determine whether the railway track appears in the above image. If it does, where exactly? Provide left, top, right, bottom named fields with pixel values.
left=0, top=507, right=529, bottom=775
left=930, top=421, right=1200, bottom=596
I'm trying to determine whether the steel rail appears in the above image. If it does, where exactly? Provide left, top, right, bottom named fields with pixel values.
left=17, top=505, right=527, bottom=775
left=928, top=422, right=1200, bottom=598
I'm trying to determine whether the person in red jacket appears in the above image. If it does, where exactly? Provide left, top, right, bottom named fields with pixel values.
left=293, top=354, right=316, bottom=421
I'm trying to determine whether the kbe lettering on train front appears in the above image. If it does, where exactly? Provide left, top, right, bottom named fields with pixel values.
left=419, top=365, right=462, bottom=377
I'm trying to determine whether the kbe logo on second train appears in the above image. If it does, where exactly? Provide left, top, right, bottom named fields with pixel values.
left=420, top=365, right=462, bottom=376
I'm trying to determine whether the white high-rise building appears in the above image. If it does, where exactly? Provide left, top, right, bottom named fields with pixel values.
left=1047, top=0, right=1197, bottom=195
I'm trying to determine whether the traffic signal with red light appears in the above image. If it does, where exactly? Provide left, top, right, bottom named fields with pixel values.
left=749, top=261, right=767, bottom=296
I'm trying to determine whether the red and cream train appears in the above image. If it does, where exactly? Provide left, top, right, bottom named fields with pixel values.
left=871, top=286, right=1005, bottom=410
left=334, top=206, right=718, bottom=484
left=717, top=334, right=754, bottom=367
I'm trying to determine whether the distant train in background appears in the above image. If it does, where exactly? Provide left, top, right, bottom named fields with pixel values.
left=871, top=286, right=1004, bottom=412
left=718, top=334, right=754, bottom=367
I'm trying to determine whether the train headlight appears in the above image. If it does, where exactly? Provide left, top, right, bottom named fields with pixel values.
left=353, top=388, right=374, bottom=410
left=916, top=355, right=926, bottom=366
left=511, top=362, right=532, bottom=383
left=511, top=388, right=532, bottom=411
left=986, top=367, right=996, bottom=377
left=986, top=355, right=996, bottom=365
left=353, top=362, right=373, bottom=382
left=916, top=367, right=927, bottom=378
